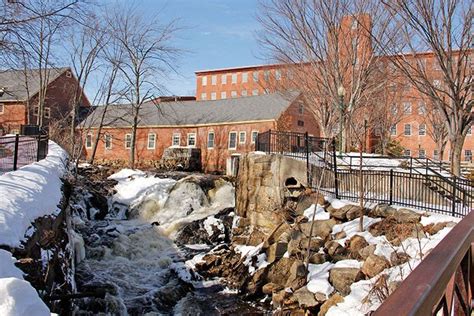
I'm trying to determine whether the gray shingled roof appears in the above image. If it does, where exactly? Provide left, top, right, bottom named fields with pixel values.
left=0, top=67, right=69, bottom=102
left=81, top=92, right=300, bottom=128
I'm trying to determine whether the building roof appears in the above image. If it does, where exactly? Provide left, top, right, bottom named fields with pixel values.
left=195, top=63, right=282, bottom=74
left=0, top=67, right=70, bottom=102
left=81, top=91, right=300, bottom=128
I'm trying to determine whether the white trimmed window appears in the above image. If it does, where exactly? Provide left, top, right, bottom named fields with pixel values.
left=419, top=149, right=426, bottom=158
left=187, top=133, right=196, bottom=147
left=104, top=134, right=112, bottom=150
left=221, top=91, right=227, bottom=99
left=390, top=125, right=397, bottom=136
left=231, top=91, right=237, bottom=98
left=211, top=75, right=217, bottom=85
left=33, top=106, right=39, bottom=116
left=201, top=93, right=207, bottom=100
left=252, top=89, right=259, bottom=96
left=404, top=124, right=412, bottom=136
left=264, top=70, right=270, bottom=81
left=275, top=70, right=281, bottom=80
left=201, top=76, right=207, bottom=86
left=465, top=150, right=472, bottom=161
left=231, top=73, right=237, bottom=84
left=419, top=123, right=426, bottom=136
left=253, top=71, right=259, bottom=82
left=241, top=90, right=248, bottom=97
left=211, top=92, right=217, bottom=100
left=418, top=102, right=426, bottom=114
left=433, top=79, right=441, bottom=88
left=391, top=104, right=398, bottom=115
left=239, top=131, right=246, bottom=144
left=251, top=131, right=258, bottom=144
left=207, top=131, right=215, bottom=148
left=221, top=74, right=227, bottom=84
left=467, top=126, right=472, bottom=135
left=0, top=103, right=4, bottom=114
left=125, top=133, right=132, bottom=149
left=404, top=149, right=411, bottom=157
left=44, top=107, right=50, bottom=118
left=228, top=132, right=237, bottom=149
left=172, top=133, right=180, bottom=146
left=85, top=134, right=92, bottom=148
left=403, top=102, right=412, bottom=114
left=351, top=19, right=358, bottom=29
left=147, top=133, right=156, bottom=149
left=433, top=150, right=439, bottom=160
left=242, top=72, right=248, bottom=83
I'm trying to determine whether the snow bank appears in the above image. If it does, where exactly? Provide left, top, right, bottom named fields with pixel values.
left=0, top=141, right=68, bottom=247
left=0, top=250, right=50, bottom=316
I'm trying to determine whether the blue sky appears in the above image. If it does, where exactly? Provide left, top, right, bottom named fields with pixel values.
left=101, top=0, right=266, bottom=97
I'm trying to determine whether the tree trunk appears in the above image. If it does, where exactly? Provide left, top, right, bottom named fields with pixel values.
left=449, top=134, right=466, bottom=176
left=130, top=107, right=138, bottom=169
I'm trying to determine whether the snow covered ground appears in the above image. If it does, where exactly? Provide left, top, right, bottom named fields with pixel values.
left=0, top=141, right=68, bottom=316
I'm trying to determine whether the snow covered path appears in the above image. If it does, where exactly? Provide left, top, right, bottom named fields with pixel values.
left=0, top=141, right=68, bottom=316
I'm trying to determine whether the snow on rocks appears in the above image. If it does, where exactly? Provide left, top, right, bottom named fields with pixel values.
left=0, top=141, right=68, bottom=247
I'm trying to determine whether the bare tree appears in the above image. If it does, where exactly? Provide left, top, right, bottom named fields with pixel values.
left=257, top=0, right=397, bottom=152
left=376, top=0, right=473, bottom=176
left=107, top=6, right=181, bottom=168
left=425, top=105, right=448, bottom=161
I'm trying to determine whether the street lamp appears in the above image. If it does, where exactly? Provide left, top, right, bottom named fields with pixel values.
left=337, top=85, right=346, bottom=152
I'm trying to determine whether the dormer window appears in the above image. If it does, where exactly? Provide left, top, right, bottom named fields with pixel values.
left=65, top=70, right=72, bottom=78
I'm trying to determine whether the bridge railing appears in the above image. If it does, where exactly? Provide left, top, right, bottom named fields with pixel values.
left=0, top=134, right=49, bottom=173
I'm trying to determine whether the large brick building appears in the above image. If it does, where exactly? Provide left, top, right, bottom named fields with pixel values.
left=0, top=67, right=90, bottom=135
left=81, top=92, right=319, bottom=172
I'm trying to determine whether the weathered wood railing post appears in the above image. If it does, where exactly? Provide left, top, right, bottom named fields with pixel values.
left=13, top=134, right=19, bottom=171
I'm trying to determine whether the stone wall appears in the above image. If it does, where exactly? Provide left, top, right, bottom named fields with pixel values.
left=235, top=153, right=309, bottom=245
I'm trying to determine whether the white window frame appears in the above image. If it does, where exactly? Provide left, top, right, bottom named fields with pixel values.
left=403, top=102, right=412, bottom=114
left=221, top=74, right=227, bottom=84
left=390, top=125, right=397, bottom=136
left=201, top=76, right=207, bottom=86
left=239, top=131, right=246, bottom=144
left=125, top=133, right=132, bottom=149
left=231, top=91, right=237, bottom=98
left=433, top=149, right=439, bottom=160
left=85, top=133, right=92, bottom=149
left=275, top=69, right=281, bottom=80
left=231, top=73, right=237, bottom=84
left=207, top=131, right=215, bottom=149
left=210, top=92, right=217, bottom=100
left=418, top=102, right=426, bottom=114
left=201, top=93, right=207, bottom=100
left=241, top=90, right=248, bottom=97
left=147, top=133, right=156, bottom=150
left=419, top=123, right=426, bottom=136
left=252, top=89, right=259, bottom=96
left=404, top=149, right=411, bottom=157
left=404, top=124, right=412, bottom=136
left=221, top=91, right=227, bottom=99
left=228, top=131, right=237, bottom=150
left=211, top=75, right=217, bottom=85
left=433, top=79, right=441, bottom=88
left=0, top=103, right=4, bottom=114
left=242, top=72, right=248, bottom=83
left=33, top=106, right=39, bottom=116
left=253, top=71, right=259, bottom=82
left=187, top=133, right=197, bottom=147
left=419, top=149, right=426, bottom=158
left=251, top=131, right=258, bottom=144
left=104, top=134, right=112, bottom=150
left=172, top=133, right=180, bottom=146
left=264, top=70, right=270, bottom=81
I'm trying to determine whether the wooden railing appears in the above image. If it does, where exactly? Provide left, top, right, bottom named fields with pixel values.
left=374, top=210, right=474, bottom=315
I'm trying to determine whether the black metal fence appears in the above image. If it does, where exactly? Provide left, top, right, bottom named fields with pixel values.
left=0, top=134, right=49, bottom=173
left=256, top=130, right=472, bottom=217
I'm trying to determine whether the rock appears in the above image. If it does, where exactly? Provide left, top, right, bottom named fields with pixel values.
left=262, top=282, right=282, bottom=295
left=285, top=276, right=306, bottom=291
left=325, top=241, right=348, bottom=261
left=293, top=286, right=319, bottom=308
left=329, top=268, right=364, bottom=296
left=288, top=229, right=304, bottom=256
left=294, top=215, right=309, bottom=224
left=369, top=218, right=425, bottom=245
left=246, top=268, right=268, bottom=295
left=263, top=221, right=292, bottom=249
left=267, top=258, right=296, bottom=287
left=358, top=244, right=376, bottom=260
left=272, top=289, right=290, bottom=307
left=424, top=222, right=455, bottom=235
left=390, top=251, right=410, bottom=266
left=347, top=235, right=369, bottom=259
left=289, top=260, right=307, bottom=279
left=308, top=253, right=326, bottom=264
left=371, top=204, right=396, bottom=218
left=318, top=293, right=344, bottom=316
left=299, top=237, right=324, bottom=251
left=362, top=254, right=391, bottom=278
left=299, top=219, right=337, bottom=240
left=333, top=231, right=346, bottom=240
left=346, top=206, right=366, bottom=221
left=295, top=192, right=326, bottom=214
left=266, top=242, right=289, bottom=264
left=390, top=208, right=421, bottom=223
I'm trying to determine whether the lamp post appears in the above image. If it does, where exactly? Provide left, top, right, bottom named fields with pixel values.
left=337, top=85, right=346, bottom=153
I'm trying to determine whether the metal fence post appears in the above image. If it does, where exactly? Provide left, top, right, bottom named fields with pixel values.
left=13, top=134, right=19, bottom=171
left=268, top=129, right=271, bottom=154
left=451, top=177, right=457, bottom=216
left=36, top=135, right=41, bottom=162
left=332, top=138, right=339, bottom=198
left=305, top=132, right=310, bottom=186
left=389, top=169, right=394, bottom=205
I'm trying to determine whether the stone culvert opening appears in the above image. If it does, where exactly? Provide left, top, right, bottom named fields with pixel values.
left=285, top=177, right=298, bottom=187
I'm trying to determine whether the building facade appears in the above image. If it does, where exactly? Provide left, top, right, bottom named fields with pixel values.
left=0, top=67, right=90, bottom=135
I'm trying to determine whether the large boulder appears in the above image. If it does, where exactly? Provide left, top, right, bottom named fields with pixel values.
left=369, top=218, right=425, bottom=245
left=293, top=286, right=319, bottom=309
left=299, top=219, right=337, bottom=240
left=266, top=241, right=288, bottom=264
left=325, top=241, right=349, bottom=261
left=328, top=205, right=363, bottom=221
left=295, top=191, right=326, bottom=214
left=266, top=257, right=296, bottom=287
left=329, top=268, right=364, bottom=296
left=318, top=293, right=344, bottom=316
left=362, top=254, right=391, bottom=278
left=370, top=204, right=421, bottom=223
left=347, top=235, right=369, bottom=259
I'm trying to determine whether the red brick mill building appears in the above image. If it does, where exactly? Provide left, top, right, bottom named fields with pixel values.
left=80, top=92, right=319, bottom=172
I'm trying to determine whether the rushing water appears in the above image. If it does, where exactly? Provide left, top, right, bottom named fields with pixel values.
left=71, top=171, right=267, bottom=315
